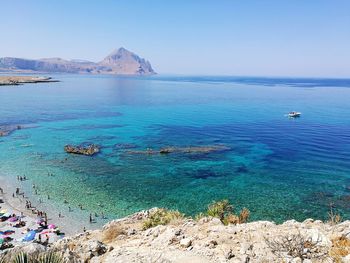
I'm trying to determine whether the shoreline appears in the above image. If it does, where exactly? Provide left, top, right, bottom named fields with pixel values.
left=0, top=175, right=103, bottom=237
left=0, top=76, right=59, bottom=86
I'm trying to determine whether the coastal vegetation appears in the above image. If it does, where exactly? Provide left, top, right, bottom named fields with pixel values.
left=265, top=232, right=328, bottom=261
left=197, top=199, right=250, bottom=225
left=0, top=252, right=65, bottom=263
left=142, top=200, right=249, bottom=230
left=142, top=208, right=184, bottom=230
left=329, top=236, right=350, bottom=262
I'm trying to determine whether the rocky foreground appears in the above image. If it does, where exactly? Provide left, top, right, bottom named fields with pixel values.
left=2, top=208, right=350, bottom=262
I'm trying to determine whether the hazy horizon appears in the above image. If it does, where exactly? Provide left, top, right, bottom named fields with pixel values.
left=1, top=0, right=350, bottom=77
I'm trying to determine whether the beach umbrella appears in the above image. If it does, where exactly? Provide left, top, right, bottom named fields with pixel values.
left=0, top=209, right=7, bottom=214
left=1, top=212, right=11, bottom=218
left=48, top=224, right=56, bottom=229
left=40, top=229, right=53, bottom=235
left=23, top=230, right=36, bottom=241
left=8, top=216, right=18, bottom=222
left=1, top=230, right=15, bottom=235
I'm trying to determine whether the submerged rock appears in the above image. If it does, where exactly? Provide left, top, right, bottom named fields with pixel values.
left=127, top=145, right=230, bottom=155
left=0, top=124, right=22, bottom=137
left=64, top=144, right=100, bottom=156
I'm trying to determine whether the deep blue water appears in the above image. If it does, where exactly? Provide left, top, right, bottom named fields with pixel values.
left=1, top=74, right=350, bottom=223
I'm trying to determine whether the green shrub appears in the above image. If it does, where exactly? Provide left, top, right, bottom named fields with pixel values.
left=206, top=199, right=250, bottom=225
left=142, top=208, right=184, bottom=230
left=207, top=199, right=233, bottom=221
left=194, top=212, right=206, bottom=221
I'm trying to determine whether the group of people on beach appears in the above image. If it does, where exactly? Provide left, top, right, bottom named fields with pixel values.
left=0, top=181, right=65, bottom=251
left=15, top=173, right=108, bottom=231
left=0, top=170, right=114, bottom=252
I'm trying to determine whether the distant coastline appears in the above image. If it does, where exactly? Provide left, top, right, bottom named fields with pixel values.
left=0, top=47, right=155, bottom=76
left=0, top=76, right=58, bottom=86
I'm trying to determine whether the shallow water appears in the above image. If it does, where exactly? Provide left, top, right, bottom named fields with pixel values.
left=1, top=74, right=350, bottom=225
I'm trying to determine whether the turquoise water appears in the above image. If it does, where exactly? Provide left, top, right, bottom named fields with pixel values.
left=1, top=75, right=350, bottom=224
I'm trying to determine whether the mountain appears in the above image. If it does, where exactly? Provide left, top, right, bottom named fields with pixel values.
left=0, top=48, right=155, bottom=75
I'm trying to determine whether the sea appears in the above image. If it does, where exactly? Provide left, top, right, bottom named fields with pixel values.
left=1, top=74, right=350, bottom=227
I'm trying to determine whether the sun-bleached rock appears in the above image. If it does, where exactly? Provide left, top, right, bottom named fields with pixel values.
left=3, top=208, right=350, bottom=262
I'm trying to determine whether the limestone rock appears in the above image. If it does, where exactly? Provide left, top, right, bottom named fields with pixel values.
left=0, top=48, right=155, bottom=75
left=180, top=238, right=192, bottom=248
left=3, top=208, right=348, bottom=263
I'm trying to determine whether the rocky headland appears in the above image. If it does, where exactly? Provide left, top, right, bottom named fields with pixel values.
left=0, top=48, right=155, bottom=75
left=1, top=207, right=350, bottom=262
left=0, top=76, right=58, bottom=86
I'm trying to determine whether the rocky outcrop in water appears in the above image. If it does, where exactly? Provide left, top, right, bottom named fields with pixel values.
left=64, top=144, right=100, bottom=156
left=127, top=145, right=230, bottom=155
left=1, top=209, right=350, bottom=262
left=0, top=125, right=22, bottom=137
left=0, top=48, right=155, bottom=75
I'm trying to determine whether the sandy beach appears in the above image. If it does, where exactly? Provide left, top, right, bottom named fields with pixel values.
left=0, top=174, right=107, bottom=250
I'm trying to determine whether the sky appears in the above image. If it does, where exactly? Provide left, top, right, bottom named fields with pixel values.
left=1, top=0, right=350, bottom=77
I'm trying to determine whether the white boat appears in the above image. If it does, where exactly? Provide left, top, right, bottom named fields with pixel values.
left=288, top=111, right=301, bottom=118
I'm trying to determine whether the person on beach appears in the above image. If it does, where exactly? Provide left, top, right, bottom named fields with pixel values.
left=16, top=188, right=20, bottom=195
left=89, top=213, right=92, bottom=223
left=0, top=187, right=3, bottom=194
left=59, top=212, right=62, bottom=218
left=83, top=227, right=86, bottom=232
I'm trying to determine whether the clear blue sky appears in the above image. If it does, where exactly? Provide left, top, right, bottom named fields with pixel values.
left=1, top=0, right=349, bottom=77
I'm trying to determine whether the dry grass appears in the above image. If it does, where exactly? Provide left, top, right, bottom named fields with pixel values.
left=327, top=205, right=342, bottom=225
left=102, top=224, right=126, bottom=243
left=329, top=235, right=350, bottom=262
left=265, top=232, right=328, bottom=260
left=142, top=208, right=184, bottom=230
left=206, top=200, right=250, bottom=225
left=238, top=207, right=250, bottom=223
